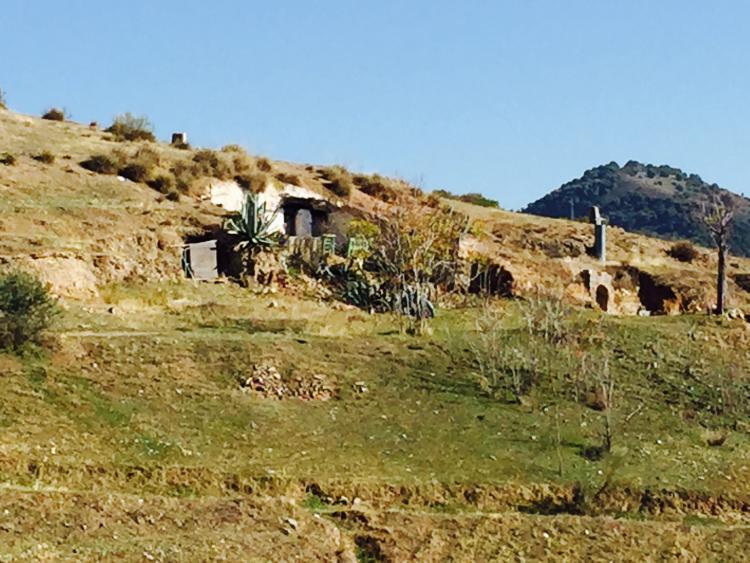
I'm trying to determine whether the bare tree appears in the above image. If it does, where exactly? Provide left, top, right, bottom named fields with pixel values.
left=467, top=307, right=530, bottom=402
left=702, top=197, right=734, bottom=315
left=595, top=357, right=615, bottom=453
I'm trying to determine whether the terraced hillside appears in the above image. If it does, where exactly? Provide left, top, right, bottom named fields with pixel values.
left=0, top=284, right=747, bottom=559
left=0, top=108, right=749, bottom=560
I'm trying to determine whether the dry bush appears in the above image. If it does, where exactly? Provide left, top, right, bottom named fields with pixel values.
left=0, top=152, right=15, bottom=166
left=668, top=241, right=699, bottom=263
left=42, top=108, right=65, bottom=121
left=32, top=151, right=55, bottom=164
left=171, top=149, right=256, bottom=194
left=221, top=144, right=245, bottom=153
left=235, top=170, right=269, bottom=193
left=106, top=113, right=156, bottom=142
left=0, top=88, right=6, bottom=109
left=117, top=146, right=160, bottom=183
left=353, top=173, right=398, bottom=202
left=320, top=165, right=354, bottom=198
left=276, top=172, right=302, bottom=186
left=172, top=160, right=200, bottom=193
left=118, top=163, right=150, bottom=183
left=192, top=149, right=233, bottom=179
left=256, top=157, right=273, bottom=172
left=80, top=154, right=120, bottom=175
left=229, top=152, right=256, bottom=178
left=468, top=308, right=532, bottom=402
left=148, top=174, right=175, bottom=194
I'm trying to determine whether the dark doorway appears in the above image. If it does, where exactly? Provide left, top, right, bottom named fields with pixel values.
left=468, top=263, right=514, bottom=296
left=283, top=199, right=330, bottom=236
left=595, top=285, right=609, bottom=312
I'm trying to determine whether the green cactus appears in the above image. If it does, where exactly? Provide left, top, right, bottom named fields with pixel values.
left=224, top=192, right=279, bottom=251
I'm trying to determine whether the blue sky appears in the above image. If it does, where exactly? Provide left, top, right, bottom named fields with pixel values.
left=2, top=1, right=749, bottom=209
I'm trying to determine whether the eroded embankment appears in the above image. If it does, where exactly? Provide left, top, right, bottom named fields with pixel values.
left=0, top=468, right=749, bottom=561
left=1, top=455, right=747, bottom=525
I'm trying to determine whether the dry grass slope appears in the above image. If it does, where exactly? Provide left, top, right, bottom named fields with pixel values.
left=1, top=107, right=749, bottom=560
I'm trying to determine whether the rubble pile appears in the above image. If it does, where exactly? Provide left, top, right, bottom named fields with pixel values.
left=239, top=362, right=336, bottom=401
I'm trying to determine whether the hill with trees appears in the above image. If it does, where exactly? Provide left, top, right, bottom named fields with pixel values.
left=524, top=161, right=750, bottom=256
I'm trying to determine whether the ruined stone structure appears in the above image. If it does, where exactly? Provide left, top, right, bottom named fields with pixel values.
left=171, top=132, right=188, bottom=146
left=580, top=269, right=614, bottom=312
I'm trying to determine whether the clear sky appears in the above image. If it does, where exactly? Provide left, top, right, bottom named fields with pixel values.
left=2, top=1, right=749, bottom=209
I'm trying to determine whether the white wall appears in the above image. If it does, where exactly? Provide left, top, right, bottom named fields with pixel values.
left=208, top=180, right=328, bottom=235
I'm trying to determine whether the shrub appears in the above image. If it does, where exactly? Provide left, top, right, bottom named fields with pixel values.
left=221, top=144, right=245, bottom=153
left=457, top=192, right=499, bottom=208
left=0, top=271, right=58, bottom=351
left=118, top=163, right=151, bottom=183
left=172, top=160, right=199, bottom=193
left=434, top=189, right=498, bottom=208
left=231, top=152, right=254, bottom=176
left=668, top=241, right=699, bottom=263
left=353, top=174, right=398, bottom=202
left=320, top=165, right=354, bottom=197
left=80, top=154, right=120, bottom=174
left=235, top=170, right=269, bottom=193
left=42, top=108, right=65, bottom=121
left=148, top=174, right=175, bottom=194
left=0, top=152, right=15, bottom=166
left=192, top=149, right=232, bottom=179
left=117, top=146, right=161, bottom=183
left=275, top=172, right=302, bottom=186
left=32, top=151, right=55, bottom=164
left=0, top=88, right=6, bottom=109
left=106, top=113, right=156, bottom=142
left=256, top=157, right=273, bottom=172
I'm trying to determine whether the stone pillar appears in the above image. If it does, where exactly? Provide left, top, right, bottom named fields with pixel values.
left=594, top=223, right=606, bottom=263
left=590, top=206, right=606, bottom=263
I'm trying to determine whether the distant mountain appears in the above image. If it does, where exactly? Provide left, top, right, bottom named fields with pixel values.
left=523, top=161, right=750, bottom=256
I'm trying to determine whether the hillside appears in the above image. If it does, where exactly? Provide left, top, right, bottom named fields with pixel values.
left=5, top=110, right=750, bottom=315
left=523, top=161, right=750, bottom=256
left=0, top=108, right=749, bottom=559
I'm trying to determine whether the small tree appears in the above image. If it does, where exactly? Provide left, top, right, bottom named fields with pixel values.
left=0, top=271, right=58, bottom=351
left=106, top=113, right=156, bottom=142
left=372, top=204, right=468, bottom=334
left=519, top=291, right=571, bottom=476
left=702, top=196, right=734, bottom=314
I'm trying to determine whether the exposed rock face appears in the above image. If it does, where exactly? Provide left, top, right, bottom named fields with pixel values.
left=4, top=256, right=99, bottom=298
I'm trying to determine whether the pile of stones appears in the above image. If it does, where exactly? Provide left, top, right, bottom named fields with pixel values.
left=240, top=362, right=336, bottom=401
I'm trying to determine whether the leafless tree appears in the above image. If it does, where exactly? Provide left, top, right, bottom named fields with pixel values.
left=596, top=357, right=615, bottom=452
left=702, top=196, right=734, bottom=314
left=467, top=307, right=530, bottom=402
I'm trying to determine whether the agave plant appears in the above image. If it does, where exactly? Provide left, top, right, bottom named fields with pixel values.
left=224, top=192, right=279, bottom=251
